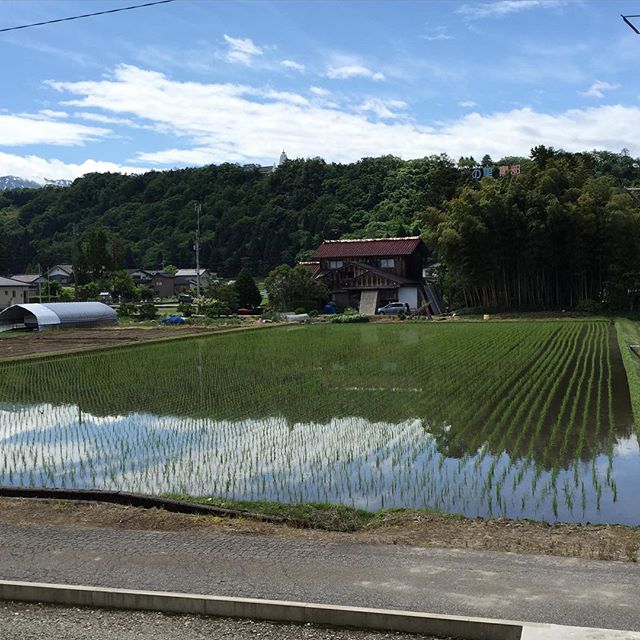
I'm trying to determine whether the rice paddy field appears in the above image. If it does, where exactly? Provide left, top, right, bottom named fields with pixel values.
left=0, top=320, right=638, bottom=525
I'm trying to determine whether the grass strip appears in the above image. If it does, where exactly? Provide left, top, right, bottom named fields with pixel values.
left=163, top=493, right=376, bottom=531
left=615, top=318, right=640, bottom=437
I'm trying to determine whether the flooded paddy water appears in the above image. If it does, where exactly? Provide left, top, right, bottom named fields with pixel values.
left=0, top=321, right=638, bottom=524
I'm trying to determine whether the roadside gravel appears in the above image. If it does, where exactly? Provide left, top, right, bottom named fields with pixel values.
left=0, top=602, right=447, bottom=640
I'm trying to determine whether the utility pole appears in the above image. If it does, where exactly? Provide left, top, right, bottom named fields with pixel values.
left=195, top=202, right=201, bottom=300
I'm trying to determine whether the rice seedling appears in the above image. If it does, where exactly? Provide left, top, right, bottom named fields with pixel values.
left=0, top=320, right=636, bottom=524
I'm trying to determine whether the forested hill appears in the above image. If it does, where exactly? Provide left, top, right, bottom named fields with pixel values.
left=0, top=147, right=639, bottom=309
left=0, top=154, right=467, bottom=275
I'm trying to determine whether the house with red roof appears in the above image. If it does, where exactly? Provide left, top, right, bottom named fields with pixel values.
left=310, top=236, right=443, bottom=314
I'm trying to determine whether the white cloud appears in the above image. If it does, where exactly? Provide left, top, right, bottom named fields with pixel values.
left=258, top=88, right=308, bottom=106
left=458, top=100, right=478, bottom=108
left=310, top=86, right=331, bottom=96
left=281, top=59, right=305, bottom=72
left=0, top=113, right=107, bottom=146
left=358, top=98, right=408, bottom=119
left=41, top=65, right=640, bottom=168
left=581, top=80, right=619, bottom=99
left=422, top=26, right=454, bottom=41
left=38, top=110, right=68, bottom=119
left=457, top=0, right=566, bottom=19
left=136, top=147, right=215, bottom=165
left=0, top=151, right=145, bottom=183
left=73, top=112, right=144, bottom=127
left=223, top=34, right=262, bottom=65
left=326, top=65, right=385, bottom=81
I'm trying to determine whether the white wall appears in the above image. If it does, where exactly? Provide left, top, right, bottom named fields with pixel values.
left=397, top=286, right=418, bottom=310
left=0, top=287, right=29, bottom=310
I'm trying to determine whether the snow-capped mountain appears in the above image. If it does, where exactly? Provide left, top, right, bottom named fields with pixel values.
left=43, top=178, right=73, bottom=187
left=0, top=176, right=72, bottom=190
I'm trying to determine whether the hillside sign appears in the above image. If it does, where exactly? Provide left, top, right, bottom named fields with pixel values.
left=471, top=164, right=520, bottom=180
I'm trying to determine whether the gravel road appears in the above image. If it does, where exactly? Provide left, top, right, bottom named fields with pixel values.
left=0, top=602, right=445, bottom=640
left=1, top=522, right=640, bottom=631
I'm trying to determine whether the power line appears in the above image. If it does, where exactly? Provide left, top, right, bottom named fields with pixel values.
left=0, top=0, right=177, bottom=34
left=622, top=14, right=640, bottom=34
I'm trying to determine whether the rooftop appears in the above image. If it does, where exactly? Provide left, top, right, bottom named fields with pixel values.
left=312, top=236, right=425, bottom=259
left=7, top=274, right=41, bottom=284
left=48, top=264, right=73, bottom=273
left=0, top=276, right=30, bottom=287
left=175, top=268, right=208, bottom=277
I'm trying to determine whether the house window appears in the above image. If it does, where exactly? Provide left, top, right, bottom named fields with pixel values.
left=327, top=260, right=343, bottom=269
left=380, top=258, right=395, bottom=269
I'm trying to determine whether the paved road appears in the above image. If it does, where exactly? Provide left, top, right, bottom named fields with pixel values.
left=0, top=523, right=638, bottom=632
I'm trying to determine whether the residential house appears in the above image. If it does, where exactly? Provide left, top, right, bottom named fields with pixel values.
left=0, top=276, right=31, bottom=310
left=46, top=264, right=74, bottom=285
left=175, top=268, right=211, bottom=293
left=310, top=236, right=443, bottom=315
left=9, top=274, right=45, bottom=296
left=127, top=269, right=155, bottom=285
left=149, top=272, right=176, bottom=298
left=150, top=268, right=213, bottom=298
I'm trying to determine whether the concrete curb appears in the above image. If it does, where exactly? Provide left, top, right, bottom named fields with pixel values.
left=0, top=579, right=521, bottom=640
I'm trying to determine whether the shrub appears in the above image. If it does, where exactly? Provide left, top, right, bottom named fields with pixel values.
left=76, top=283, right=100, bottom=301
left=117, top=302, right=136, bottom=317
left=204, top=299, right=229, bottom=318
left=137, top=285, right=155, bottom=302
left=575, top=298, right=604, bottom=314
left=330, top=313, right=369, bottom=324
left=289, top=299, right=318, bottom=313
left=137, top=302, right=157, bottom=320
left=177, top=302, right=193, bottom=317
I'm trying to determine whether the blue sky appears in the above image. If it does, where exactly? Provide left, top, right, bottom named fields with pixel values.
left=1, top=0, right=639, bottom=182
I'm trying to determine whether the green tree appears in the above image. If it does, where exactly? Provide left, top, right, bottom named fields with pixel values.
left=137, top=285, right=154, bottom=301
left=84, top=229, right=113, bottom=280
left=264, top=264, right=328, bottom=311
left=204, top=281, right=239, bottom=311
left=110, top=270, right=138, bottom=301
left=164, top=264, right=178, bottom=275
left=204, top=299, right=229, bottom=317
left=76, top=282, right=100, bottom=301
left=39, top=280, right=62, bottom=300
left=234, top=267, right=262, bottom=308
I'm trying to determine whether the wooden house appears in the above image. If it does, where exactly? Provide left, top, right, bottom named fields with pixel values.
left=311, top=236, right=435, bottom=314
left=150, top=269, right=212, bottom=298
left=45, top=264, right=74, bottom=285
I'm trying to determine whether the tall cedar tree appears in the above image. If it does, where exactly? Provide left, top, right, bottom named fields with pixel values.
left=234, top=268, right=262, bottom=308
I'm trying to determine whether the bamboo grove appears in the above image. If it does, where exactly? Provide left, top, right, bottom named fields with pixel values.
left=422, top=148, right=640, bottom=310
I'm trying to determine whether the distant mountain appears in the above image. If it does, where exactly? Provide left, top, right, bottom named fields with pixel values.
left=43, top=178, right=73, bottom=187
left=0, top=176, right=42, bottom=190
left=0, top=176, right=73, bottom=190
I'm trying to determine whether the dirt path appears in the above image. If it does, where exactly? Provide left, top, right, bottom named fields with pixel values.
left=0, top=498, right=638, bottom=563
left=0, top=325, right=257, bottom=360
